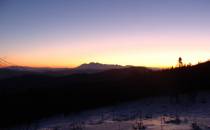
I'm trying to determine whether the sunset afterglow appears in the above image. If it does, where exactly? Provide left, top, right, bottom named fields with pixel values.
left=1, top=0, right=210, bottom=68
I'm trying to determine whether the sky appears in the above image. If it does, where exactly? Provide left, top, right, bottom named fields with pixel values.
left=0, top=0, right=210, bottom=68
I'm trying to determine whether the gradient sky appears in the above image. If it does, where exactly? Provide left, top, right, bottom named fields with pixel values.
left=0, top=0, right=210, bottom=68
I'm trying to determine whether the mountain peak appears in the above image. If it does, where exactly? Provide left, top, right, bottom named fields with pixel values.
left=76, top=62, right=125, bottom=70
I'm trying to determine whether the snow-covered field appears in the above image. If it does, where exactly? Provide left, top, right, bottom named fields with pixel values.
left=12, top=92, right=210, bottom=130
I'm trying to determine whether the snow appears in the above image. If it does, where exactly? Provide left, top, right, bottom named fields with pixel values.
left=12, top=92, right=210, bottom=130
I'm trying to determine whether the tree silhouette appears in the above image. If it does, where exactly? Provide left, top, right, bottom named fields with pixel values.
left=178, top=57, right=183, bottom=67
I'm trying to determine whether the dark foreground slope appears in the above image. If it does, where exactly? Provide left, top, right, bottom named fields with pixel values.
left=0, top=62, right=210, bottom=128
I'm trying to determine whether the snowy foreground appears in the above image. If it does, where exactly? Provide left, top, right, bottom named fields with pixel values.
left=13, top=92, right=210, bottom=130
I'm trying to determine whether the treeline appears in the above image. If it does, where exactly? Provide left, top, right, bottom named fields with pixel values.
left=1, top=61, right=210, bottom=128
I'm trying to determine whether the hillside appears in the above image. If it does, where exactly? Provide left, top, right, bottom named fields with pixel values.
left=1, top=61, right=210, bottom=128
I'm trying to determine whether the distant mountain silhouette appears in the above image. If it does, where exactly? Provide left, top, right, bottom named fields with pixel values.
left=0, top=62, right=150, bottom=79
left=4, top=66, right=70, bottom=72
left=0, top=66, right=71, bottom=79
left=76, top=62, right=129, bottom=70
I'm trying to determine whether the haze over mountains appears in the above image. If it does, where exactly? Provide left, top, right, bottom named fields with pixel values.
left=0, top=62, right=154, bottom=79
left=2, top=62, right=132, bottom=70
left=76, top=62, right=129, bottom=70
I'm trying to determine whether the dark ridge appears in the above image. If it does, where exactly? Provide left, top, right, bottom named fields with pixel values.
left=0, top=61, right=210, bottom=128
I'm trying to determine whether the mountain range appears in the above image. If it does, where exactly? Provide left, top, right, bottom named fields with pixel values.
left=0, top=62, right=152, bottom=79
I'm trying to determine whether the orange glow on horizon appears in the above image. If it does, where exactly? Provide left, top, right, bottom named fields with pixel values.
left=2, top=33, right=210, bottom=68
